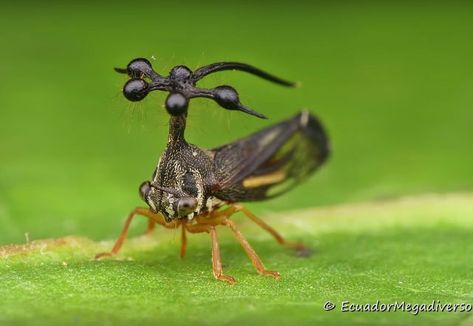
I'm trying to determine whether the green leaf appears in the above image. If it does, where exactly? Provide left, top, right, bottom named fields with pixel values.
left=1, top=193, right=472, bottom=326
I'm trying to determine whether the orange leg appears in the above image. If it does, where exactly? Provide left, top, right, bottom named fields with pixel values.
left=180, top=225, right=187, bottom=258
left=185, top=223, right=236, bottom=284
left=145, top=220, right=157, bottom=235
left=185, top=223, right=212, bottom=234
left=223, top=219, right=280, bottom=279
left=233, top=204, right=306, bottom=251
left=95, top=207, right=173, bottom=260
left=209, top=226, right=236, bottom=284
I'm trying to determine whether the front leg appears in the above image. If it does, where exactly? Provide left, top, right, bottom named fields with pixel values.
left=186, top=223, right=236, bottom=284
left=95, top=207, right=176, bottom=259
left=195, top=209, right=279, bottom=280
left=209, top=226, right=236, bottom=284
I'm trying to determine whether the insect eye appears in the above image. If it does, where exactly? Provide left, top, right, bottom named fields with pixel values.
left=127, top=58, right=153, bottom=77
left=139, top=181, right=152, bottom=201
left=123, top=78, right=149, bottom=102
left=213, top=85, right=240, bottom=110
left=176, top=197, right=197, bottom=216
left=165, top=93, right=188, bottom=116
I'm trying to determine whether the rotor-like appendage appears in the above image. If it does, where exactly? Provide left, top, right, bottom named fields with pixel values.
left=116, top=58, right=297, bottom=119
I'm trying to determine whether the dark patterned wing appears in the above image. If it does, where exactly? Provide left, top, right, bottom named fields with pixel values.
left=211, top=111, right=330, bottom=202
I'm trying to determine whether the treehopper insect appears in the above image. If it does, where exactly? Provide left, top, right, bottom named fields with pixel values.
left=96, top=58, right=330, bottom=284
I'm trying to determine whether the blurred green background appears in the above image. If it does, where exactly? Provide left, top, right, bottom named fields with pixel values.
left=1, top=0, right=472, bottom=245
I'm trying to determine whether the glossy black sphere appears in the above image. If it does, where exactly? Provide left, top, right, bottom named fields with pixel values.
left=123, top=79, right=149, bottom=102
left=127, top=58, right=153, bottom=76
left=214, top=85, right=239, bottom=110
left=165, top=93, right=188, bottom=116
left=170, top=65, right=192, bottom=81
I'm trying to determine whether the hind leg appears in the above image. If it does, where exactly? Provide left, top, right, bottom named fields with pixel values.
left=223, top=219, right=280, bottom=279
left=233, top=204, right=308, bottom=252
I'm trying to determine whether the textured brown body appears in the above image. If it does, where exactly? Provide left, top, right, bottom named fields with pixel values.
left=145, top=111, right=329, bottom=222
left=97, top=111, right=329, bottom=283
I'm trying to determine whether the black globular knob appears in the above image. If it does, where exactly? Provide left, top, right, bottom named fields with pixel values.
left=123, top=78, right=149, bottom=102
left=127, top=58, right=153, bottom=77
left=170, top=65, right=192, bottom=81
left=214, top=85, right=240, bottom=110
left=165, top=93, right=188, bottom=116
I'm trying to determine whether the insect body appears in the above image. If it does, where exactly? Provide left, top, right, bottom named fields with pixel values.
left=96, top=58, right=330, bottom=283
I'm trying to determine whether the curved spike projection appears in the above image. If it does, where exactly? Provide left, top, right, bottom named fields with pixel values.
left=192, top=62, right=296, bottom=87
left=116, top=58, right=298, bottom=119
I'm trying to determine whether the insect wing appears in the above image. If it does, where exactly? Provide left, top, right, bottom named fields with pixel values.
left=211, top=111, right=330, bottom=202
